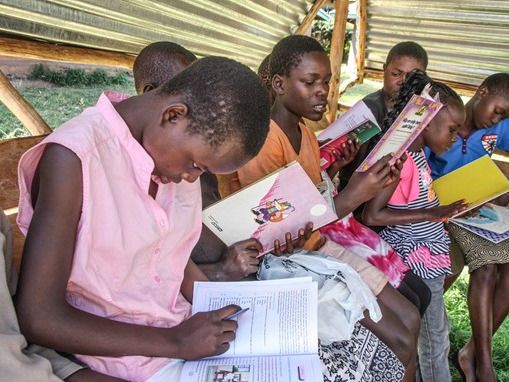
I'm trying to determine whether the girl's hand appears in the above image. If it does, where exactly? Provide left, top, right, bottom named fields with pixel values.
left=172, top=305, right=240, bottom=360
left=272, top=222, right=314, bottom=255
left=223, top=239, right=262, bottom=279
left=327, top=139, right=360, bottom=177
left=426, top=200, right=468, bottom=222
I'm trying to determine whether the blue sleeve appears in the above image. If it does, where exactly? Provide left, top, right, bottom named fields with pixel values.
left=495, top=118, right=509, bottom=151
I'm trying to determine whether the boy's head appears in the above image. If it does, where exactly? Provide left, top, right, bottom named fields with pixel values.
left=144, top=57, right=270, bottom=183
left=133, top=41, right=197, bottom=94
left=383, top=41, right=428, bottom=101
left=470, top=72, right=509, bottom=129
left=269, top=35, right=331, bottom=121
left=257, top=53, right=274, bottom=105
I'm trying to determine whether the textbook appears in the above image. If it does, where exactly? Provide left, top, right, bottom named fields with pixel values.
left=356, top=92, right=442, bottom=172
left=433, top=156, right=509, bottom=217
left=202, top=162, right=338, bottom=254
left=452, top=204, right=509, bottom=243
left=178, top=277, right=323, bottom=382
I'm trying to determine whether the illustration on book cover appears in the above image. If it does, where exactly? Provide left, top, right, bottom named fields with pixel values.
left=251, top=198, right=295, bottom=224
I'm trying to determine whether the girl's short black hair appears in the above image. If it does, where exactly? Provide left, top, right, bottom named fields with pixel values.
left=386, top=41, right=428, bottom=69
left=133, top=41, right=197, bottom=94
left=157, top=57, right=270, bottom=158
left=480, top=73, right=509, bottom=99
left=269, top=35, right=325, bottom=78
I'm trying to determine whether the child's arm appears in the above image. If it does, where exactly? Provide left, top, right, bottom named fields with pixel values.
left=363, top=179, right=467, bottom=226
left=180, top=258, right=208, bottom=303
left=333, top=154, right=403, bottom=219
left=198, top=239, right=262, bottom=281
left=15, top=144, right=239, bottom=361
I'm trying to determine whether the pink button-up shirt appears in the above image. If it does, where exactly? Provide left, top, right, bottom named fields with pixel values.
left=18, top=93, right=202, bottom=381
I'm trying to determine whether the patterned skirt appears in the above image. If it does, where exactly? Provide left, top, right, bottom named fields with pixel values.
left=320, top=323, right=404, bottom=382
left=447, top=223, right=509, bottom=272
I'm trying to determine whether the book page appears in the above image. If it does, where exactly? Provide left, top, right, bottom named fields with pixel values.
left=178, top=354, right=322, bottom=382
left=192, top=278, right=318, bottom=357
left=452, top=204, right=509, bottom=234
left=317, top=100, right=378, bottom=145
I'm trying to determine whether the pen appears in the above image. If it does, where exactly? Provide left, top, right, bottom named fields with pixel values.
left=225, top=307, right=250, bottom=320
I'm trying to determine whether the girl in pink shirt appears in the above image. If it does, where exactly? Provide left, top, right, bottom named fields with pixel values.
left=15, top=57, right=270, bottom=381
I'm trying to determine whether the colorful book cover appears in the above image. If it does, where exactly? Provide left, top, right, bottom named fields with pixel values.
left=319, top=119, right=381, bottom=170
left=356, top=94, right=443, bottom=172
left=433, top=156, right=509, bottom=217
left=202, top=162, right=338, bottom=254
left=317, top=100, right=378, bottom=146
left=451, top=204, right=509, bottom=235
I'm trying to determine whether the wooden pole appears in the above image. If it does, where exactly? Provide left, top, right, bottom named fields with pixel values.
left=0, top=36, right=135, bottom=69
left=0, top=69, right=52, bottom=135
left=326, top=0, right=349, bottom=122
left=295, top=0, right=327, bottom=35
left=356, top=0, right=368, bottom=82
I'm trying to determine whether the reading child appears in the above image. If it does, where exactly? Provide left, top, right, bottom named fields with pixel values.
left=364, top=70, right=468, bottom=382
left=14, top=57, right=271, bottom=381
left=133, top=41, right=262, bottom=281
left=427, top=72, right=509, bottom=382
left=341, top=41, right=429, bottom=190
left=230, top=35, right=420, bottom=381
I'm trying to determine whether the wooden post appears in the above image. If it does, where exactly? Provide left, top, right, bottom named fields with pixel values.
left=0, top=69, right=52, bottom=135
left=326, top=0, right=349, bottom=122
left=295, top=0, right=327, bottom=35
left=356, top=0, right=368, bottom=82
left=0, top=37, right=135, bottom=69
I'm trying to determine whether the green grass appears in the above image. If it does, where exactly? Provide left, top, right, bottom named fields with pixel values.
left=445, top=271, right=509, bottom=382
left=0, top=83, right=135, bottom=139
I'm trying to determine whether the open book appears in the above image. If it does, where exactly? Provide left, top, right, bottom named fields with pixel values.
left=317, top=101, right=380, bottom=170
left=451, top=204, right=509, bottom=243
left=202, top=162, right=338, bottom=254
left=433, top=156, right=509, bottom=218
left=356, top=91, right=442, bottom=172
left=179, top=278, right=323, bottom=382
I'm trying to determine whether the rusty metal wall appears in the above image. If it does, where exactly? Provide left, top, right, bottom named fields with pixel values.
left=365, top=0, right=509, bottom=86
left=0, top=0, right=313, bottom=69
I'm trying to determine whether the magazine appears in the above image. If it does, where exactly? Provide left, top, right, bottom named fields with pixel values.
left=202, top=162, right=338, bottom=254
left=433, top=156, right=509, bottom=217
left=178, top=278, right=323, bottom=382
left=452, top=221, right=509, bottom=244
left=316, top=100, right=378, bottom=144
left=319, top=119, right=381, bottom=170
left=356, top=92, right=442, bottom=172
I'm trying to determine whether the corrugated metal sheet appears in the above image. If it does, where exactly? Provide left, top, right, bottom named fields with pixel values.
left=0, top=0, right=313, bottom=69
left=365, top=0, right=509, bottom=86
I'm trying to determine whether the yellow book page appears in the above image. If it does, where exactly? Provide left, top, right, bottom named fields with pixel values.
left=433, top=156, right=509, bottom=211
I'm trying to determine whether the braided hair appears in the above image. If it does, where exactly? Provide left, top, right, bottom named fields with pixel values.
left=368, top=69, right=462, bottom=151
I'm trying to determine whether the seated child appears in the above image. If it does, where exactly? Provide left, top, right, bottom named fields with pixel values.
left=230, top=35, right=420, bottom=382
left=340, top=41, right=429, bottom=188
left=0, top=208, right=124, bottom=381
left=133, top=41, right=262, bottom=281
left=14, top=57, right=271, bottom=381
left=427, top=72, right=509, bottom=382
left=364, top=69, right=468, bottom=382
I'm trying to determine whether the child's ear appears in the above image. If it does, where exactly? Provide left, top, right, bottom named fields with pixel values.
left=142, top=83, right=156, bottom=94
left=272, top=74, right=285, bottom=95
left=477, top=85, right=489, bottom=99
left=162, top=103, right=189, bottom=125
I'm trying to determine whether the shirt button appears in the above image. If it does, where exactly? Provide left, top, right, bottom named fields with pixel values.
left=159, top=220, right=166, bottom=227
left=154, top=275, right=161, bottom=283
left=154, top=247, right=161, bottom=255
